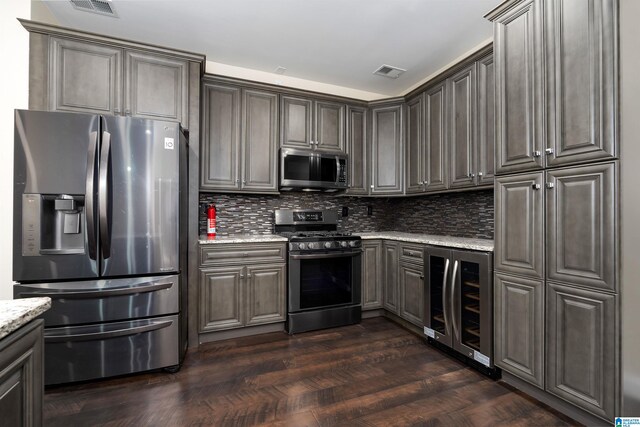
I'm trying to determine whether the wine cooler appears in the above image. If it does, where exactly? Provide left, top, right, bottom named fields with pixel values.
left=423, top=246, right=494, bottom=369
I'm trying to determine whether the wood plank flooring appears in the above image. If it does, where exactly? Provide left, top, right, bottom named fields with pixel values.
left=43, top=318, right=579, bottom=426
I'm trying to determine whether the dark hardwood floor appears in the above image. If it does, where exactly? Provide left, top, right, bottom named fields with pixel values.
left=44, top=318, right=579, bottom=426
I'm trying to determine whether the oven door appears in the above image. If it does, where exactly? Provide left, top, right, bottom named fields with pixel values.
left=288, top=251, right=362, bottom=312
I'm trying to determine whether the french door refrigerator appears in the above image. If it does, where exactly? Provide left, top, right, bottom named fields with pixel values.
left=423, top=246, right=495, bottom=372
left=13, top=110, right=187, bottom=385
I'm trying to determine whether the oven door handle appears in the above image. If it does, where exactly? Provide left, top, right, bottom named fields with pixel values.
left=289, top=252, right=359, bottom=260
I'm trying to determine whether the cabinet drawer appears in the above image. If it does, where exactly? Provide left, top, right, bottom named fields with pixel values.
left=400, top=243, right=424, bottom=264
left=200, top=243, right=286, bottom=266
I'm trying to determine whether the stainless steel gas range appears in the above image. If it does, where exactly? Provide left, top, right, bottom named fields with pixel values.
left=274, top=209, right=362, bottom=334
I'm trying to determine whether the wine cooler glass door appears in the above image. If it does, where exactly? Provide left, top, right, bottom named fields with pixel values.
left=423, top=246, right=453, bottom=347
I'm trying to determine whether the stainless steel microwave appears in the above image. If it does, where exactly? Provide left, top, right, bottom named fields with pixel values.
left=280, top=148, right=348, bottom=191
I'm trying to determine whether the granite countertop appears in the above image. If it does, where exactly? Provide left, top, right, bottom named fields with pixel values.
left=199, top=234, right=289, bottom=244
left=355, top=232, right=494, bottom=252
left=0, top=297, right=51, bottom=340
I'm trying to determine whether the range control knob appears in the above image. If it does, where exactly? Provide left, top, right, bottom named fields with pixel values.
left=349, top=240, right=359, bottom=247
left=324, top=242, right=333, bottom=249
left=298, top=243, right=307, bottom=250
left=308, top=242, right=317, bottom=250
left=340, top=241, right=348, bottom=248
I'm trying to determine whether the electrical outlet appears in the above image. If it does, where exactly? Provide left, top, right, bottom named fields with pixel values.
left=367, top=206, right=373, bottom=216
left=342, top=206, right=348, bottom=217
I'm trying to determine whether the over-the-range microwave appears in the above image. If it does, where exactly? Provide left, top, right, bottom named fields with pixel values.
left=280, top=148, right=348, bottom=192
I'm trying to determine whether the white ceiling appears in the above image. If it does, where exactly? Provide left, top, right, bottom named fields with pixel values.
left=39, top=0, right=496, bottom=97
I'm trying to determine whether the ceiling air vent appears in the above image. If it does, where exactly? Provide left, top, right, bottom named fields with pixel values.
left=373, top=64, right=406, bottom=79
left=70, top=0, right=118, bottom=17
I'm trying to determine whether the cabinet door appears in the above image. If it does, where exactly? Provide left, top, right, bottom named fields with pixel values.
left=200, top=84, right=241, bottom=190
left=241, top=89, right=279, bottom=192
left=477, top=54, right=496, bottom=185
left=546, top=163, right=616, bottom=292
left=362, top=240, right=383, bottom=310
left=0, top=320, right=43, bottom=427
left=448, top=64, right=477, bottom=189
left=371, top=104, right=404, bottom=195
left=383, top=242, right=399, bottom=314
left=405, top=95, right=425, bottom=194
left=545, top=0, right=618, bottom=166
left=315, top=100, right=345, bottom=152
left=124, top=51, right=188, bottom=125
left=281, top=96, right=313, bottom=149
left=494, top=0, right=545, bottom=173
left=495, top=173, right=544, bottom=278
left=49, top=37, right=122, bottom=115
left=494, top=273, right=544, bottom=388
left=246, top=263, right=286, bottom=326
left=346, top=106, right=368, bottom=195
left=199, top=266, right=244, bottom=332
left=425, top=82, right=448, bottom=192
left=399, top=261, right=424, bottom=327
left=546, top=283, right=617, bottom=420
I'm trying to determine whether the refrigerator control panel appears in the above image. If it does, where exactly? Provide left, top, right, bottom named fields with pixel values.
left=22, top=194, right=41, bottom=256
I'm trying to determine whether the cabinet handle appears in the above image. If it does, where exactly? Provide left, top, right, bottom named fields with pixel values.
left=478, top=172, right=483, bottom=177
left=239, top=274, right=245, bottom=279
left=468, top=173, right=475, bottom=179
left=532, top=183, right=541, bottom=190
left=546, top=182, right=554, bottom=189
left=247, top=273, right=252, bottom=278
left=242, top=180, right=246, bottom=185
left=370, top=185, right=374, bottom=189
left=243, top=252, right=249, bottom=257
left=545, top=148, right=554, bottom=155
left=533, top=150, right=541, bottom=157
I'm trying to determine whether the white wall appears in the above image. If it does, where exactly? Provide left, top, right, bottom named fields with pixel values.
left=0, top=1, right=31, bottom=300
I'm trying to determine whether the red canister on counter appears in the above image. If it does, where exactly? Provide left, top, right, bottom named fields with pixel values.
left=207, top=204, right=217, bottom=238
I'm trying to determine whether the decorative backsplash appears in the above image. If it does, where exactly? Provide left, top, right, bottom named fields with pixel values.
left=199, top=190, right=494, bottom=239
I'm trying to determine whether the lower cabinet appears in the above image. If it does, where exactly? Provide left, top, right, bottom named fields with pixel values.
left=383, top=241, right=400, bottom=314
left=546, top=282, right=617, bottom=420
left=0, top=319, right=44, bottom=427
left=399, top=261, right=424, bottom=326
left=199, top=243, right=286, bottom=334
left=494, top=272, right=544, bottom=388
left=361, top=240, right=383, bottom=310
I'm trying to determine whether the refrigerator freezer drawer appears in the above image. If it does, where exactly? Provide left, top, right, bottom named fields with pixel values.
left=43, top=314, right=179, bottom=385
left=14, top=275, right=179, bottom=327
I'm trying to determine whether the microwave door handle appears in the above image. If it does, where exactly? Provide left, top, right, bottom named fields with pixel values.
left=336, top=156, right=340, bottom=185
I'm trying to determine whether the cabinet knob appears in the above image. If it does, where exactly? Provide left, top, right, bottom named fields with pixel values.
left=468, top=173, right=475, bottom=179
left=545, top=148, right=554, bottom=155
left=243, top=252, right=249, bottom=257
left=478, top=172, right=483, bottom=177
left=546, top=182, right=554, bottom=189
left=420, top=275, right=424, bottom=280
left=114, top=108, right=120, bottom=115
left=532, top=183, right=541, bottom=190
left=239, top=274, right=245, bottom=279
left=242, top=180, right=246, bottom=185
left=247, top=273, right=252, bottom=278
left=370, top=185, right=374, bottom=189
left=236, top=179, right=240, bottom=184
left=125, top=109, right=131, bottom=116
left=533, top=150, right=541, bottom=157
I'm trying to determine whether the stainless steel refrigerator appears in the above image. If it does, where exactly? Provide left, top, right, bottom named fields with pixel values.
left=13, top=110, right=187, bottom=385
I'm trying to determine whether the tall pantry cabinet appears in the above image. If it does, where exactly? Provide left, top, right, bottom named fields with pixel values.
left=487, top=0, right=619, bottom=422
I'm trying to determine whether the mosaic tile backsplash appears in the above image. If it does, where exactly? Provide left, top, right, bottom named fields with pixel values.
left=199, top=190, right=494, bottom=239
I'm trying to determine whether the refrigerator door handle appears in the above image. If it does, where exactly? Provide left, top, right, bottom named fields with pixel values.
left=18, top=280, right=174, bottom=299
left=85, top=131, right=98, bottom=260
left=99, top=130, right=112, bottom=259
left=450, top=260, right=459, bottom=341
left=441, top=258, right=450, bottom=335
left=44, top=320, right=173, bottom=343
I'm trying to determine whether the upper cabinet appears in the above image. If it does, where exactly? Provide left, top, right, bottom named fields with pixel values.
left=405, top=95, right=425, bottom=194
left=489, top=0, right=618, bottom=173
left=43, top=37, right=190, bottom=128
left=201, top=81, right=279, bottom=194
left=346, top=105, right=369, bottom=195
left=477, top=54, right=496, bottom=185
left=370, top=102, right=404, bottom=195
left=281, top=95, right=345, bottom=152
left=424, top=82, right=449, bottom=192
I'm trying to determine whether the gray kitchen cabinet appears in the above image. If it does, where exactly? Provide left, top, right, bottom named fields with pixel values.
left=546, top=282, right=617, bottom=420
left=383, top=241, right=400, bottom=314
left=477, top=54, right=495, bottom=185
left=361, top=240, right=383, bottom=310
left=448, top=63, right=477, bottom=189
left=371, top=103, right=404, bottom=195
left=124, top=50, right=189, bottom=124
left=0, top=320, right=44, bottom=427
left=490, top=0, right=545, bottom=174
left=201, top=82, right=279, bottom=193
left=245, top=264, right=286, bottom=326
left=405, top=94, right=425, bottom=194
left=241, top=89, right=279, bottom=192
left=545, top=163, right=617, bottom=292
left=399, top=261, right=424, bottom=327
left=281, top=95, right=345, bottom=152
left=544, top=0, right=618, bottom=167
left=201, top=83, right=241, bottom=191
left=346, top=105, right=368, bottom=195
left=199, top=265, right=245, bottom=332
left=424, top=82, right=449, bottom=192
left=494, top=272, right=544, bottom=388
left=198, top=242, right=286, bottom=334
left=494, top=172, right=544, bottom=279
left=48, top=37, right=123, bottom=116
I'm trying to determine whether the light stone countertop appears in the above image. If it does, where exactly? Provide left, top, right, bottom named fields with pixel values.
left=199, top=234, right=288, bottom=245
left=0, top=297, right=51, bottom=340
left=355, top=232, right=494, bottom=252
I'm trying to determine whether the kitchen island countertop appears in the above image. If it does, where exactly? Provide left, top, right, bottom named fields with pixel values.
left=199, top=234, right=288, bottom=244
left=0, top=297, right=51, bottom=340
left=355, top=232, right=494, bottom=252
